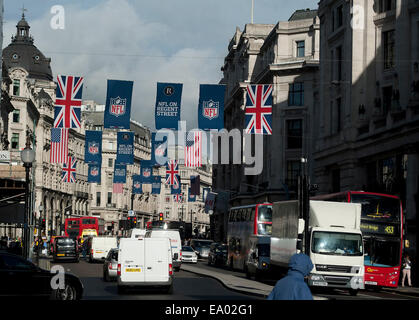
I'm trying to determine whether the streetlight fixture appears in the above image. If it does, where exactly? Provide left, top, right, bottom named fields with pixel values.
left=21, top=139, right=35, bottom=260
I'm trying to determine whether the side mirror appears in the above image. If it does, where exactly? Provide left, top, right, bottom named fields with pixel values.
left=174, top=253, right=179, bottom=260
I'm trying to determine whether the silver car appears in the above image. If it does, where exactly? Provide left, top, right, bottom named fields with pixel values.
left=190, top=239, right=213, bottom=259
left=103, top=248, right=118, bottom=282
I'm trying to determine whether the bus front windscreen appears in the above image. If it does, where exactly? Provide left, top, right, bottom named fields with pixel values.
left=364, top=237, right=400, bottom=267
left=350, top=194, right=401, bottom=223
left=312, top=232, right=363, bottom=256
left=257, top=205, right=272, bottom=235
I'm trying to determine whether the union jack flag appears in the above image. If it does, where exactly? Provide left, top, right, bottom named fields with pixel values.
left=173, top=194, right=183, bottom=203
left=54, top=75, right=84, bottom=128
left=245, top=84, right=273, bottom=135
left=165, top=160, right=179, bottom=186
left=62, top=156, right=77, bottom=183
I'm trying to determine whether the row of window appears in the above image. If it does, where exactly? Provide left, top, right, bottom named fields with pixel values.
left=228, top=207, right=255, bottom=222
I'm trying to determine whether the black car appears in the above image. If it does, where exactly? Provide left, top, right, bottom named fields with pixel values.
left=0, top=252, right=83, bottom=299
left=208, top=243, right=228, bottom=266
left=53, top=237, right=79, bottom=262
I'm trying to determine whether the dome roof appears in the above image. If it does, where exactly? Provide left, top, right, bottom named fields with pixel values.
left=3, top=15, right=53, bottom=81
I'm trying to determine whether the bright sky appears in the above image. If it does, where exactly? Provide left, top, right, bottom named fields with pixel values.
left=3, top=0, right=317, bottom=130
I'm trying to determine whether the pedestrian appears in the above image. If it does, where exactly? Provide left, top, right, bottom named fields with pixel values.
left=82, top=238, right=88, bottom=259
left=402, top=254, right=412, bottom=287
left=267, top=253, right=314, bottom=300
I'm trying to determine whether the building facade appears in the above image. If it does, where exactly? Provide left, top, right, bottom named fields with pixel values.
left=316, top=0, right=419, bottom=281
left=212, top=10, right=319, bottom=242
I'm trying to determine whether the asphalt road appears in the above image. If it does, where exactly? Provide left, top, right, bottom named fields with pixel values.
left=51, top=259, right=261, bottom=300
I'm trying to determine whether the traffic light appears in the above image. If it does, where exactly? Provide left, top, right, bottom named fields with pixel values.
left=159, top=212, right=163, bottom=221
left=127, top=217, right=132, bottom=229
left=133, top=216, right=137, bottom=227
left=111, top=221, right=115, bottom=230
left=39, top=217, right=46, bottom=229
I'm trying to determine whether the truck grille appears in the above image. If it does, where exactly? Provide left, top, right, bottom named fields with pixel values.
left=316, top=264, right=352, bottom=273
left=324, top=276, right=351, bottom=286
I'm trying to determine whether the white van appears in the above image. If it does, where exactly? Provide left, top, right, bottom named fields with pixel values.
left=145, top=229, right=182, bottom=271
left=129, top=228, right=147, bottom=239
left=117, top=237, right=174, bottom=294
left=89, top=237, right=118, bottom=262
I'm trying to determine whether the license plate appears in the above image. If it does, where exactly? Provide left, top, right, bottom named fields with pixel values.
left=126, top=268, right=141, bottom=272
left=96, top=251, right=103, bottom=253
left=313, top=281, right=328, bottom=286
left=365, top=281, right=377, bottom=285
left=57, top=254, right=65, bottom=256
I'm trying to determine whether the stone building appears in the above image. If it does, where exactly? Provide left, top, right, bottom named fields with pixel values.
left=0, top=14, right=89, bottom=238
left=315, top=0, right=419, bottom=281
left=212, top=9, right=319, bottom=242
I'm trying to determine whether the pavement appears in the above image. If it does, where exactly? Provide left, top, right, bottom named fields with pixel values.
left=180, top=263, right=329, bottom=300
left=181, top=263, right=419, bottom=300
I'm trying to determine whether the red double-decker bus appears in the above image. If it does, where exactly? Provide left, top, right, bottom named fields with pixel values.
left=64, top=218, right=81, bottom=239
left=79, top=217, right=105, bottom=237
left=312, top=191, right=403, bottom=289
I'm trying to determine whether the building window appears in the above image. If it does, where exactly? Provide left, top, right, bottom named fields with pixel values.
left=296, top=41, right=305, bottom=57
left=331, top=98, right=342, bottom=134
left=13, top=79, right=20, bottom=96
left=107, top=192, right=112, bottom=205
left=12, top=109, right=20, bottom=123
left=108, top=158, right=113, bottom=168
left=287, top=119, right=303, bottom=149
left=288, top=82, right=304, bottom=106
left=165, top=196, right=171, bottom=203
left=286, top=160, right=301, bottom=190
left=11, top=133, right=19, bottom=149
left=383, top=30, right=395, bottom=70
left=382, top=86, right=393, bottom=115
left=336, top=46, right=343, bottom=81
left=378, top=0, right=395, bottom=13
left=336, top=5, right=343, bottom=28
left=96, top=192, right=101, bottom=207
left=332, top=168, right=340, bottom=193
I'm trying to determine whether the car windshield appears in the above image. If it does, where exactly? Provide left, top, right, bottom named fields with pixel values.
left=193, top=241, right=212, bottom=248
left=56, top=238, right=75, bottom=247
left=216, top=245, right=227, bottom=253
left=182, top=246, right=194, bottom=252
left=312, top=232, right=363, bottom=256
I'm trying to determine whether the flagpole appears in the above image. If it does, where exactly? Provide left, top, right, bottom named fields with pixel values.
left=251, top=0, right=254, bottom=23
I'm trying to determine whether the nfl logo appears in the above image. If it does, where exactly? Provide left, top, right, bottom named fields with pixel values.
left=90, top=167, right=99, bottom=176
left=143, top=168, right=151, bottom=178
left=203, top=100, right=219, bottom=120
left=155, top=144, right=166, bottom=156
left=88, top=142, right=99, bottom=155
left=122, top=133, right=130, bottom=140
left=134, top=182, right=141, bottom=189
left=110, top=96, right=126, bottom=117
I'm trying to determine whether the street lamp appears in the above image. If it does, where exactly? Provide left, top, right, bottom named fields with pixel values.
left=21, top=140, right=35, bottom=260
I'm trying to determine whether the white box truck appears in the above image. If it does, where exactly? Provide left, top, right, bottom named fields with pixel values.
left=89, top=237, right=118, bottom=262
left=117, top=237, right=174, bottom=294
left=270, top=200, right=364, bottom=295
left=129, top=228, right=147, bottom=239
left=145, top=229, right=182, bottom=271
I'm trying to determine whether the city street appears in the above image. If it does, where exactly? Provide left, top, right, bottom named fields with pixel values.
left=50, top=259, right=260, bottom=300
left=50, top=258, right=419, bottom=301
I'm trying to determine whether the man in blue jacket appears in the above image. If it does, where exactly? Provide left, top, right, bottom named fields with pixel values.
left=267, top=253, right=314, bottom=300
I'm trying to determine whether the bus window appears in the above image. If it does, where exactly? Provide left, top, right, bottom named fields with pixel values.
left=251, top=208, right=255, bottom=222
left=258, top=205, right=272, bottom=222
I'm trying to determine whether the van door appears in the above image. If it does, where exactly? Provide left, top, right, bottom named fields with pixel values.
left=144, top=239, right=169, bottom=283
left=120, top=239, right=145, bottom=283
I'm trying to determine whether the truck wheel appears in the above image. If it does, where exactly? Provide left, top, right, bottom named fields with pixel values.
left=164, top=285, right=173, bottom=294
left=117, top=286, right=125, bottom=294
left=349, top=289, right=359, bottom=296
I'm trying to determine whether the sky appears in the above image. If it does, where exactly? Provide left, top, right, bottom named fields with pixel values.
left=2, top=0, right=317, bottom=131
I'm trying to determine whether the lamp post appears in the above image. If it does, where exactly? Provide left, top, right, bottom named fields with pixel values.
left=21, top=139, right=35, bottom=260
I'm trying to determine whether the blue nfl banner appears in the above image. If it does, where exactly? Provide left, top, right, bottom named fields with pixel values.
left=140, top=165, right=153, bottom=184
left=198, top=84, right=226, bottom=130
left=116, top=131, right=134, bottom=165
left=151, top=176, right=161, bottom=194
left=170, top=176, right=182, bottom=194
left=84, top=130, right=102, bottom=164
left=132, top=175, right=143, bottom=194
left=151, top=132, right=168, bottom=166
left=104, top=79, right=133, bottom=129
left=188, top=188, right=196, bottom=202
left=88, top=164, right=101, bottom=183
left=155, top=82, right=183, bottom=130
left=113, top=164, right=127, bottom=183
